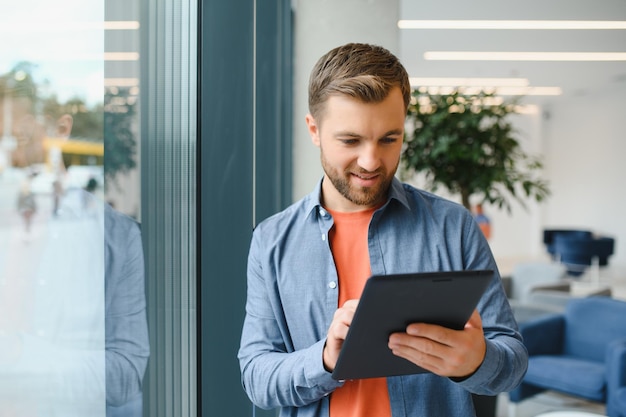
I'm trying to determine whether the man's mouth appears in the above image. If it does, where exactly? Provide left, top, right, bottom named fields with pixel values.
left=351, top=172, right=380, bottom=185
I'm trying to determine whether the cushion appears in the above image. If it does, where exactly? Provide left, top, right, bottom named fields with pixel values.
left=525, top=355, right=606, bottom=402
left=565, top=297, right=626, bottom=361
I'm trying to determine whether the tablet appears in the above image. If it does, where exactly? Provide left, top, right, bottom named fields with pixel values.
left=331, top=269, right=494, bottom=380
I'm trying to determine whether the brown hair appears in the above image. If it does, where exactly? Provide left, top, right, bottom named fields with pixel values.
left=308, top=43, right=411, bottom=121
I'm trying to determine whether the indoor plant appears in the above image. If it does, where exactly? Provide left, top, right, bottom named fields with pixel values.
left=400, top=88, right=550, bottom=212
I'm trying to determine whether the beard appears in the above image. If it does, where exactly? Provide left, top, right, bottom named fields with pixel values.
left=320, top=151, right=397, bottom=208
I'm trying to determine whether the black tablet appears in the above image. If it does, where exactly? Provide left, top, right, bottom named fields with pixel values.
left=331, top=269, right=494, bottom=380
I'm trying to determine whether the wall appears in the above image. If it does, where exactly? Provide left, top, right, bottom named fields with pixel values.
left=292, top=0, right=399, bottom=201
left=425, top=87, right=626, bottom=275
left=542, top=85, right=626, bottom=270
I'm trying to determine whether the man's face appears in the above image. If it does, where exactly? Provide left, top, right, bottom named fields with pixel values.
left=306, top=87, right=406, bottom=212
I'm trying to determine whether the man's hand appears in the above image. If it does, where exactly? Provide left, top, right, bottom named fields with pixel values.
left=322, top=299, right=359, bottom=372
left=387, top=309, right=486, bottom=378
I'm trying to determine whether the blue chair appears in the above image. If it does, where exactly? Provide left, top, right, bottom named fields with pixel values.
left=543, top=229, right=592, bottom=260
left=509, top=296, right=626, bottom=417
left=608, top=339, right=626, bottom=417
left=553, top=234, right=615, bottom=276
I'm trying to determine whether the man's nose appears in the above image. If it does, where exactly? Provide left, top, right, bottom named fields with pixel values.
left=357, top=144, right=381, bottom=172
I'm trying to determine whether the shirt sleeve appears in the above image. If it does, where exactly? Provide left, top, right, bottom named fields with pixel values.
left=238, top=228, right=343, bottom=410
left=105, top=206, right=150, bottom=407
left=453, top=210, right=529, bottom=395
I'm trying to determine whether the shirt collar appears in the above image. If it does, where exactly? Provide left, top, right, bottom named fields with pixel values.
left=387, top=176, right=411, bottom=210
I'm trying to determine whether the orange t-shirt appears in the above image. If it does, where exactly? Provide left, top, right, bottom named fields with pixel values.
left=327, top=207, right=392, bottom=417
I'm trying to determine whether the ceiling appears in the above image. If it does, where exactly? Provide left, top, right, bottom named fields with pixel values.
left=398, top=0, right=626, bottom=106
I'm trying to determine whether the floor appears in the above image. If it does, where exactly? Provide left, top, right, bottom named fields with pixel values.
left=496, top=391, right=606, bottom=417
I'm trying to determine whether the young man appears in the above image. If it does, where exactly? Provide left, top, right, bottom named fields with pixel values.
left=238, top=43, right=527, bottom=417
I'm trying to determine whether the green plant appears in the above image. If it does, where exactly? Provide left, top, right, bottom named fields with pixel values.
left=400, top=88, right=550, bottom=212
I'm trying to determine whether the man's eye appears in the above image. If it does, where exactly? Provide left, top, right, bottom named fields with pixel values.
left=340, top=139, right=358, bottom=145
left=381, top=137, right=398, bottom=144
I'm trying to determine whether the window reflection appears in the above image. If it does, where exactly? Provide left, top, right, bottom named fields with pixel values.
left=0, top=1, right=145, bottom=415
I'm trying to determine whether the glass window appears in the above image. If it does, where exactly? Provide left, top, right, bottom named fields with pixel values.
left=0, top=0, right=146, bottom=416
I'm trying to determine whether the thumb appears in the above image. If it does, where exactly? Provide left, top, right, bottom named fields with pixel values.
left=465, top=309, right=483, bottom=330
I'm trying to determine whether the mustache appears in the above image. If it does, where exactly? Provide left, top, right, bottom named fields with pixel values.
left=350, top=167, right=384, bottom=175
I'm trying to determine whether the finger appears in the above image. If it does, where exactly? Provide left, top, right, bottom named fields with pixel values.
left=341, top=298, right=359, bottom=312
left=464, top=309, right=483, bottom=330
left=405, top=323, right=455, bottom=347
left=330, top=299, right=359, bottom=327
left=388, top=333, right=448, bottom=373
left=324, top=299, right=360, bottom=371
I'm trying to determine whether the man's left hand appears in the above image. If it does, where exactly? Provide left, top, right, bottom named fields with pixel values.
left=387, top=309, right=486, bottom=378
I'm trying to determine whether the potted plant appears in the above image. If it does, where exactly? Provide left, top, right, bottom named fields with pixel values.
left=400, top=88, right=550, bottom=213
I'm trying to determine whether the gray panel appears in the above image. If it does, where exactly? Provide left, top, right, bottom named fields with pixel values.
left=199, top=0, right=291, bottom=416
left=199, top=0, right=254, bottom=415
left=139, top=0, right=197, bottom=416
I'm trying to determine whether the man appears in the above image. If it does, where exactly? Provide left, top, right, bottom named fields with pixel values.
left=238, top=43, right=527, bottom=417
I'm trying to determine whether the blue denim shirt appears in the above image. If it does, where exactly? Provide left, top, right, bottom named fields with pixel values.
left=238, top=178, right=527, bottom=417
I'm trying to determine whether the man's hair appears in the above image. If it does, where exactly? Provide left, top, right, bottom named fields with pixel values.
left=308, top=43, right=411, bottom=121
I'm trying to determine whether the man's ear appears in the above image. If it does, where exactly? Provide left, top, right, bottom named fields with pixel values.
left=305, top=113, right=321, bottom=147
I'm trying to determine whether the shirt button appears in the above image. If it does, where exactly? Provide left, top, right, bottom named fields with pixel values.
left=328, top=281, right=337, bottom=289
left=321, top=233, right=326, bottom=241
left=319, top=208, right=327, bottom=217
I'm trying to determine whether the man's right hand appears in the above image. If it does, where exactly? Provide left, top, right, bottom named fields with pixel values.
left=322, top=299, right=359, bottom=372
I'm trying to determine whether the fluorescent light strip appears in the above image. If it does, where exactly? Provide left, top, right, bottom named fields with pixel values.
left=3, top=53, right=137, bottom=62
left=419, top=86, right=562, bottom=96
left=104, top=78, right=140, bottom=87
left=104, top=21, right=141, bottom=30
left=410, top=77, right=529, bottom=87
left=398, top=20, right=626, bottom=30
left=497, top=86, right=562, bottom=96
left=0, top=21, right=139, bottom=32
left=514, top=105, right=540, bottom=115
left=104, top=52, right=140, bottom=61
left=424, top=51, right=626, bottom=61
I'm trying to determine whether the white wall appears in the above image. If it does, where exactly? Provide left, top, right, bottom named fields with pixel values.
left=542, top=85, right=626, bottom=269
left=292, top=0, right=399, bottom=201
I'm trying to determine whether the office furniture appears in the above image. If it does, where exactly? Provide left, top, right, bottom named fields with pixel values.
left=509, top=297, right=626, bottom=417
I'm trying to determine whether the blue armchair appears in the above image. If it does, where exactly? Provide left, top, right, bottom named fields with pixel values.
left=553, top=234, right=615, bottom=276
left=608, top=339, right=626, bottom=417
left=543, top=229, right=592, bottom=260
left=509, top=296, right=626, bottom=417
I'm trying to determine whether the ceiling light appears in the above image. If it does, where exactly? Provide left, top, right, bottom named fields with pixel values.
left=496, top=86, right=563, bottom=96
left=104, top=78, right=140, bottom=87
left=104, top=21, right=141, bottom=30
left=104, top=52, right=140, bottom=61
left=424, top=52, right=626, bottom=61
left=417, top=86, right=562, bottom=96
left=0, top=21, right=140, bottom=32
left=398, top=20, right=626, bottom=30
left=513, top=105, right=540, bottom=115
left=409, top=77, right=529, bottom=87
